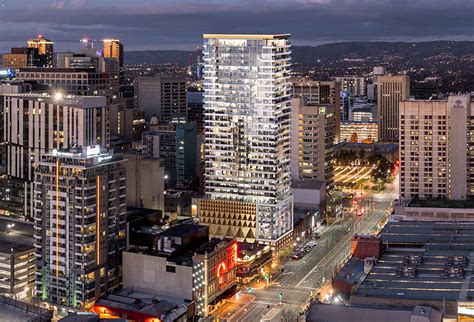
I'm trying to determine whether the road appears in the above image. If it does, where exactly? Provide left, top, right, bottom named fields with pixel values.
left=212, top=177, right=399, bottom=322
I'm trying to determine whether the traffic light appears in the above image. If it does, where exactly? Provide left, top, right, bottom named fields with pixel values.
left=279, top=293, right=283, bottom=300
left=247, top=287, right=253, bottom=293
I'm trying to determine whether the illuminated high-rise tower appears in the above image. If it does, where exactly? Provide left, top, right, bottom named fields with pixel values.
left=196, top=34, right=293, bottom=247
left=103, top=38, right=124, bottom=84
left=27, top=34, right=54, bottom=67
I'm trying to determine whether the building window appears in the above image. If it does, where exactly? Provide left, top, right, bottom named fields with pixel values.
left=166, top=265, right=176, bottom=273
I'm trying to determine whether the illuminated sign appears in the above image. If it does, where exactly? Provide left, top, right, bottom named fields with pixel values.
left=215, top=242, right=238, bottom=289
left=0, top=68, right=15, bottom=79
left=86, top=145, right=101, bottom=157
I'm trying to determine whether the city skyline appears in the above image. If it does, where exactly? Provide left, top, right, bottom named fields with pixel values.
left=1, top=0, right=474, bottom=52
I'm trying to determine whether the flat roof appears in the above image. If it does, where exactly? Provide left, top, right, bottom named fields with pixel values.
left=161, top=223, right=208, bottom=238
left=0, top=303, right=37, bottom=321
left=408, top=197, right=474, bottom=209
left=351, top=221, right=474, bottom=302
left=5, top=93, right=106, bottom=108
left=203, top=34, right=290, bottom=39
left=0, top=218, right=34, bottom=254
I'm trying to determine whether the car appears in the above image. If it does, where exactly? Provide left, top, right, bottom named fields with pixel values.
left=314, top=233, right=321, bottom=239
left=292, top=254, right=301, bottom=260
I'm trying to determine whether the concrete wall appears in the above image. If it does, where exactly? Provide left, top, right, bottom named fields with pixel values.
left=122, top=251, right=193, bottom=300
left=124, top=153, right=165, bottom=211
left=292, top=185, right=325, bottom=207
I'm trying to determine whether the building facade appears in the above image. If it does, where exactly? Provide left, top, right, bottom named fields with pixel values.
left=143, top=121, right=197, bottom=189
left=335, top=76, right=366, bottom=97
left=290, top=97, right=336, bottom=189
left=16, top=68, right=110, bottom=97
left=399, top=95, right=473, bottom=201
left=0, top=218, right=35, bottom=300
left=340, top=121, right=379, bottom=143
left=27, top=35, right=54, bottom=67
left=198, top=34, right=293, bottom=245
left=377, top=75, right=410, bottom=142
left=2, top=94, right=109, bottom=220
left=34, top=147, right=126, bottom=309
left=292, top=79, right=341, bottom=142
left=134, top=76, right=187, bottom=122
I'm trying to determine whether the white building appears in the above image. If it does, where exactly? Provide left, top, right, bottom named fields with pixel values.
left=3, top=93, right=109, bottom=219
left=197, top=34, right=293, bottom=247
left=399, top=95, right=473, bottom=201
left=34, top=146, right=126, bottom=309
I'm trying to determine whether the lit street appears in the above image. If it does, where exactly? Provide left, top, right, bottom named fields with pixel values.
left=211, top=177, right=399, bottom=321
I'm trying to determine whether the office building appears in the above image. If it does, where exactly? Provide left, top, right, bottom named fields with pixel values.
left=197, top=34, right=293, bottom=246
left=103, top=39, right=123, bottom=84
left=2, top=94, right=108, bottom=220
left=399, top=95, right=473, bottom=201
left=0, top=218, right=35, bottom=300
left=335, top=76, right=366, bottom=97
left=352, top=107, right=374, bottom=122
left=187, top=91, right=204, bottom=134
left=340, top=91, right=352, bottom=122
left=16, top=68, right=110, bottom=97
left=412, top=80, right=438, bottom=100
left=292, top=79, right=341, bottom=142
left=292, top=79, right=341, bottom=105
left=103, top=39, right=123, bottom=67
left=34, top=146, right=126, bottom=309
left=340, top=121, right=379, bottom=143
left=27, top=34, right=54, bottom=67
left=377, top=75, right=410, bottom=142
left=2, top=47, right=44, bottom=68
left=143, top=121, right=197, bottom=188
left=290, top=97, right=336, bottom=189
left=134, top=76, right=187, bottom=122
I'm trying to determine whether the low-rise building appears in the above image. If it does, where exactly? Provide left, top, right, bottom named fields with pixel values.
left=236, top=244, right=272, bottom=284
left=0, top=218, right=35, bottom=300
left=327, top=221, right=474, bottom=319
left=122, top=223, right=237, bottom=318
left=94, top=290, right=192, bottom=322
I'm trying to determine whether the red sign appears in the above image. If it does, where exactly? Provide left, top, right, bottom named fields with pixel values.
left=215, top=242, right=238, bottom=288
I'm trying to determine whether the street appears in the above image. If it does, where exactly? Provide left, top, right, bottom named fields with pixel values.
left=211, top=177, right=399, bottom=322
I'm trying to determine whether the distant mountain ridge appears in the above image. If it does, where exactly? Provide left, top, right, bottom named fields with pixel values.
left=125, top=41, right=474, bottom=65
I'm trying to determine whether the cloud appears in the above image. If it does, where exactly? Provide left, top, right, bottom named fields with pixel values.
left=0, top=0, right=474, bottom=52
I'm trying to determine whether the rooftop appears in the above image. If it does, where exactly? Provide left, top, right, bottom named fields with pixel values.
left=194, top=238, right=234, bottom=255
left=408, top=197, right=474, bottom=209
left=5, top=93, right=106, bottom=108
left=96, top=289, right=191, bottom=321
left=161, top=223, right=208, bottom=238
left=203, top=34, right=290, bottom=40
left=352, top=221, right=474, bottom=302
left=306, top=303, right=441, bottom=322
left=0, top=218, right=34, bottom=254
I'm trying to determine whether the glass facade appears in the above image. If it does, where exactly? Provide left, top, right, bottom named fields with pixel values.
left=202, top=35, right=293, bottom=241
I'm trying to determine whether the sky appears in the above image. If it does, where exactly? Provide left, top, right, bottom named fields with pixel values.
left=0, top=0, right=474, bottom=53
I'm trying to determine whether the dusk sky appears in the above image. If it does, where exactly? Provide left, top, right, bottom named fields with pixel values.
left=1, top=0, right=474, bottom=53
